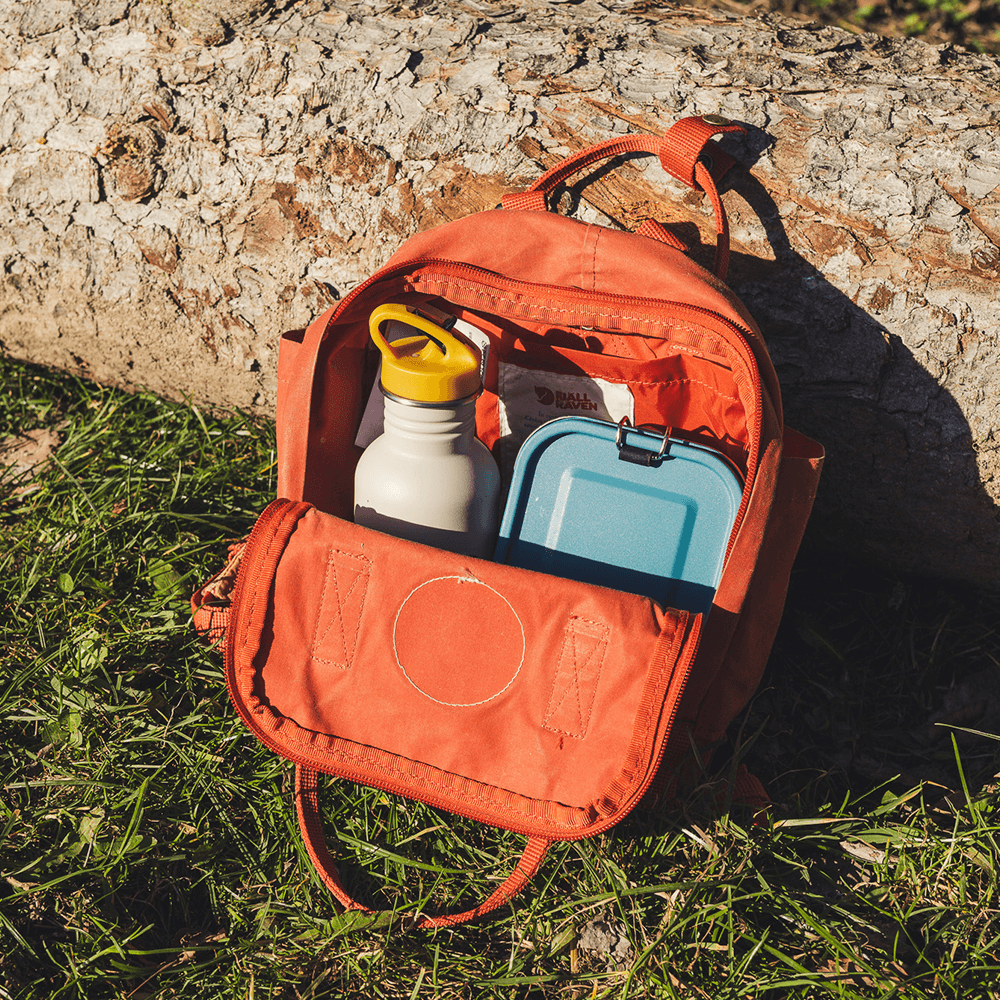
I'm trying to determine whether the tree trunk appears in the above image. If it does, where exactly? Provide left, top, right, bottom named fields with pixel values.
left=2, top=0, right=998, bottom=588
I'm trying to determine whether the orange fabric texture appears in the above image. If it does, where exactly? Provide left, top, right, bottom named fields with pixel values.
left=226, top=500, right=701, bottom=839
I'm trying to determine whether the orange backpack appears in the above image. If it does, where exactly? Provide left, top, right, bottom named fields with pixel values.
left=195, top=115, right=824, bottom=928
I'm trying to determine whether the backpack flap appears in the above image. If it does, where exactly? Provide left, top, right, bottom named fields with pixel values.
left=225, top=499, right=703, bottom=841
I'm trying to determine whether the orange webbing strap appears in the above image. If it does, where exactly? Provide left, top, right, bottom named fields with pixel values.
left=191, top=541, right=247, bottom=645
left=500, top=115, right=744, bottom=281
left=732, top=764, right=769, bottom=812
left=294, top=765, right=552, bottom=929
left=500, top=188, right=548, bottom=212
left=503, top=133, right=667, bottom=206
left=658, top=115, right=743, bottom=189
left=694, top=159, right=731, bottom=282
left=635, top=218, right=689, bottom=252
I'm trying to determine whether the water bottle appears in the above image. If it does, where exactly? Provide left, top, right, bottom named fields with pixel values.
left=354, top=304, right=500, bottom=558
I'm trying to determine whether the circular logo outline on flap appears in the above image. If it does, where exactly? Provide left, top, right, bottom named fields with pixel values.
left=392, top=576, right=525, bottom=707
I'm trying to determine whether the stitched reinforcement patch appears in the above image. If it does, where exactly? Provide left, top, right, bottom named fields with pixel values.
left=543, top=616, right=610, bottom=739
left=310, top=548, right=371, bottom=670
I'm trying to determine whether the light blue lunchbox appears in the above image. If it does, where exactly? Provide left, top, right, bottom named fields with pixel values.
left=493, top=417, right=744, bottom=614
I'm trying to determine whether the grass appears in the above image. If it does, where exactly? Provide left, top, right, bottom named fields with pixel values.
left=692, top=0, right=1000, bottom=54
left=1, top=354, right=999, bottom=998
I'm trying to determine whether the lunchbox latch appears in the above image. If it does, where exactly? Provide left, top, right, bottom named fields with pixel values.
left=616, top=416, right=671, bottom=468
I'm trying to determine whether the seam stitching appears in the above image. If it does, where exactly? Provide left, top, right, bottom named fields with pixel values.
left=311, top=549, right=370, bottom=669
left=543, top=617, right=609, bottom=739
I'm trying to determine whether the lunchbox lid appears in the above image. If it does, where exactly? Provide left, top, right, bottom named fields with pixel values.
left=494, top=417, right=743, bottom=613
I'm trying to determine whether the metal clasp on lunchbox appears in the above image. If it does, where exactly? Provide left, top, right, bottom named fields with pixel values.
left=615, top=416, right=673, bottom=467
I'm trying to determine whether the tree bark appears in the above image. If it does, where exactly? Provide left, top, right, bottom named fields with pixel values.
left=2, top=0, right=998, bottom=587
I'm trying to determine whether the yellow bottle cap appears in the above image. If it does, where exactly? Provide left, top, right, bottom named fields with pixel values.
left=369, top=304, right=482, bottom=403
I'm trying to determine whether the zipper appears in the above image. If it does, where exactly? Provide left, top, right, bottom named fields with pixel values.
left=577, top=608, right=705, bottom=840
left=224, top=498, right=311, bottom=721
left=333, top=257, right=762, bottom=360
left=222, top=498, right=528, bottom=826
left=644, top=616, right=707, bottom=805
left=225, top=499, right=706, bottom=840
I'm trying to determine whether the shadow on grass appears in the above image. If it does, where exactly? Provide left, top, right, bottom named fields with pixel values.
left=747, top=551, right=1000, bottom=808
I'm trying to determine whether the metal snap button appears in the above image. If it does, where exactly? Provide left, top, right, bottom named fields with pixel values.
left=702, top=114, right=731, bottom=126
